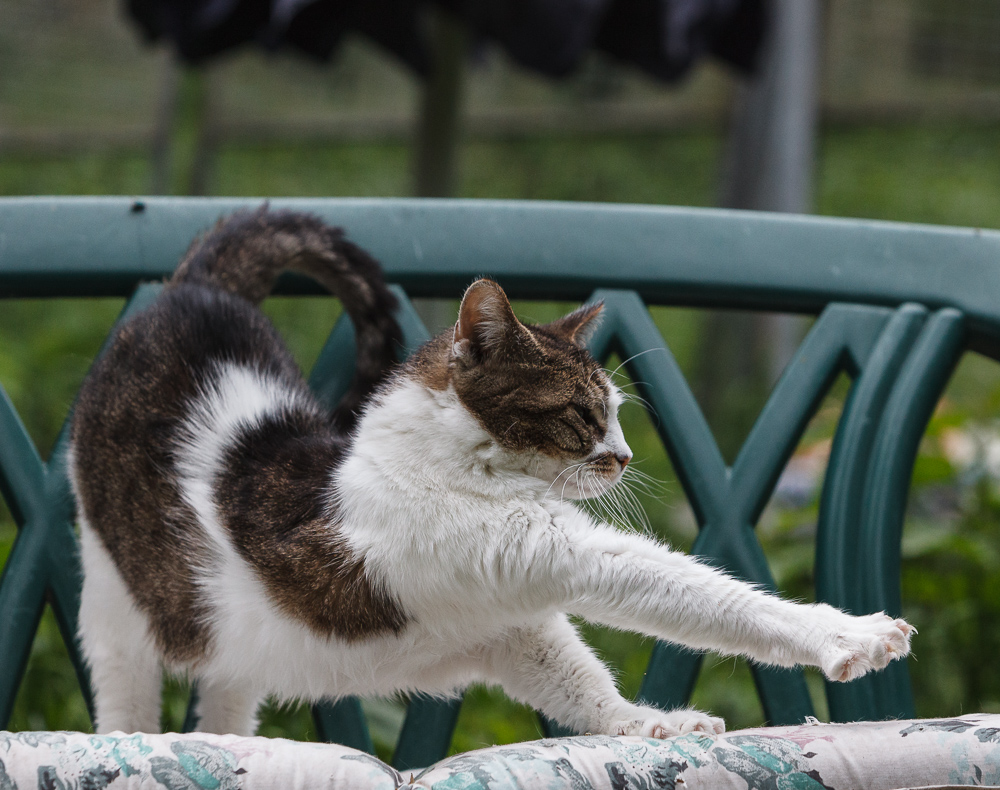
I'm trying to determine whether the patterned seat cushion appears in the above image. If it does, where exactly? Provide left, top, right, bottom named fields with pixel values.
left=2, top=714, right=1000, bottom=789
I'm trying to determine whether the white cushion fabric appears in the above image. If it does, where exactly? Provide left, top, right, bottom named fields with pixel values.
left=3, top=714, right=1000, bottom=789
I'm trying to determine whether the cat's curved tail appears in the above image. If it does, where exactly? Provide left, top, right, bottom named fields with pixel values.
left=171, top=206, right=401, bottom=430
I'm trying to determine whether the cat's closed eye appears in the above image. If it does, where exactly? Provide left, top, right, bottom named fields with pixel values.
left=571, top=404, right=605, bottom=434
left=556, top=417, right=589, bottom=451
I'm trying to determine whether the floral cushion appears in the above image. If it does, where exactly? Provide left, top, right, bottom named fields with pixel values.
left=3, top=714, right=1000, bottom=789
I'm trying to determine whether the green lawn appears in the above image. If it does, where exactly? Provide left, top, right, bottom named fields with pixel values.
left=2, top=123, right=1000, bottom=755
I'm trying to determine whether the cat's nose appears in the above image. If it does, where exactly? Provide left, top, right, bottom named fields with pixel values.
left=616, top=453, right=631, bottom=469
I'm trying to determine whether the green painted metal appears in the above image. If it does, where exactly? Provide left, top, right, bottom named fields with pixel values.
left=0, top=282, right=163, bottom=725
left=818, top=306, right=927, bottom=615
left=540, top=716, right=577, bottom=739
left=0, top=479, right=48, bottom=725
left=0, top=197, right=992, bottom=759
left=1, top=197, right=999, bottom=352
left=626, top=301, right=904, bottom=724
left=182, top=686, right=201, bottom=734
left=312, top=698, right=375, bottom=755
left=817, top=305, right=931, bottom=721
left=392, top=697, right=463, bottom=772
left=0, top=384, right=46, bottom=527
left=821, top=308, right=966, bottom=721
left=860, top=310, right=965, bottom=615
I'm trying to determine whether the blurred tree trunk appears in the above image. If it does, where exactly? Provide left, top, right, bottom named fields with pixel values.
left=413, top=6, right=467, bottom=199
left=151, top=56, right=217, bottom=196
left=184, top=67, right=217, bottom=197
left=696, top=0, right=822, bottom=461
left=151, top=53, right=178, bottom=195
left=412, top=6, right=468, bottom=335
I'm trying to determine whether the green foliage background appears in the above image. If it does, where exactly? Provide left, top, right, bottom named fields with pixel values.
left=2, top=124, right=1000, bottom=757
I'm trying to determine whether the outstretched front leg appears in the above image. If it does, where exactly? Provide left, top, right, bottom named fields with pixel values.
left=541, top=510, right=913, bottom=682
left=482, top=614, right=724, bottom=738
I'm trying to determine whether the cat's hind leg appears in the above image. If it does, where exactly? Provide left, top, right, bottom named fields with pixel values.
left=190, top=679, right=262, bottom=736
left=78, top=518, right=162, bottom=734
left=483, top=614, right=724, bottom=738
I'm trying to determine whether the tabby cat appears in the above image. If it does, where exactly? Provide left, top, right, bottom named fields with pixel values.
left=70, top=208, right=913, bottom=738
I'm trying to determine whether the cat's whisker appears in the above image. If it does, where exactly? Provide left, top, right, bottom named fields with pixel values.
left=613, top=376, right=652, bottom=394
left=618, top=479, right=654, bottom=537
left=563, top=469, right=580, bottom=501
left=628, top=479, right=668, bottom=499
left=622, top=467, right=671, bottom=499
left=582, top=470, right=614, bottom=515
left=622, top=464, right=661, bottom=484
left=590, top=476, right=631, bottom=532
left=623, top=481, right=669, bottom=504
left=607, top=348, right=669, bottom=382
left=617, top=392, right=660, bottom=428
left=619, top=391, right=656, bottom=414
left=601, top=488, right=629, bottom=530
left=583, top=481, right=614, bottom=526
left=552, top=461, right=589, bottom=501
left=585, top=467, right=655, bottom=537
left=584, top=478, right=607, bottom=519
left=618, top=494, right=643, bottom=534
left=592, top=367, right=631, bottom=399
left=608, top=490, right=633, bottom=532
left=623, top=459, right=658, bottom=473
left=544, top=461, right=588, bottom=501
left=604, top=371, right=641, bottom=398
left=573, top=465, right=593, bottom=503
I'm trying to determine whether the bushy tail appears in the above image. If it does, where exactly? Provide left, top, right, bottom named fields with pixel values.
left=172, top=207, right=401, bottom=430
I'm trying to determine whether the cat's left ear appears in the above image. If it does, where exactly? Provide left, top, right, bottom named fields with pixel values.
left=542, top=301, right=604, bottom=346
left=453, top=278, right=540, bottom=361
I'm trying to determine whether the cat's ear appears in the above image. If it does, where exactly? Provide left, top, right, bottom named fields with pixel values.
left=543, top=301, right=604, bottom=346
left=453, top=279, right=538, bottom=360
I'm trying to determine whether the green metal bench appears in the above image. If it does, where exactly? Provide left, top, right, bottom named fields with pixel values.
left=1, top=196, right=998, bottom=769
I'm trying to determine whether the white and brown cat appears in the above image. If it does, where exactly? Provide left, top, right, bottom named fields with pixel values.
left=70, top=208, right=913, bottom=738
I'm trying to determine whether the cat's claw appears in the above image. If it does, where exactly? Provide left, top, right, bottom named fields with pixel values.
left=610, top=708, right=725, bottom=739
left=821, top=613, right=914, bottom=682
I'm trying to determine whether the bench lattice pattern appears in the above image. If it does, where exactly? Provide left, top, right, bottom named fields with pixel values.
left=1, top=197, right=997, bottom=768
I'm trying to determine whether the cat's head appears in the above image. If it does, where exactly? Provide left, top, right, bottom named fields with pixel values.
left=447, top=279, right=631, bottom=499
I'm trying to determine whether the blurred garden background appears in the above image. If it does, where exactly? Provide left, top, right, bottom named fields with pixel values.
left=2, top=0, right=1000, bottom=762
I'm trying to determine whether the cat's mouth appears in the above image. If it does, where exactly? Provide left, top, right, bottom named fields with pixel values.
left=587, top=450, right=630, bottom=476
left=559, top=451, right=631, bottom=500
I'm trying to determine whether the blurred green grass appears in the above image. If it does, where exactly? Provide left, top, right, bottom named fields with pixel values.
left=2, top=123, right=1000, bottom=755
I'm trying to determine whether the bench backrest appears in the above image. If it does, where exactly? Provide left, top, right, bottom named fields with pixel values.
left=2, top=197, right=999, bottom=768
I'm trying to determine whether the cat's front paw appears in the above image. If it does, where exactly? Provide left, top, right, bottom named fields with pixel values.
left=609, top=706, right=725, bottom=739
left=821, top=612, right=915, bottom=682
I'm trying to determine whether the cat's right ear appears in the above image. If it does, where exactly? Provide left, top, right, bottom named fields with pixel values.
left=453, top=279, right=536, bottom=361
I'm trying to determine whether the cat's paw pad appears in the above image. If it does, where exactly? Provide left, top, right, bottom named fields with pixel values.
left=822, top=613, right=915, bottom=682
left=612, top=708, right=725, bottom=739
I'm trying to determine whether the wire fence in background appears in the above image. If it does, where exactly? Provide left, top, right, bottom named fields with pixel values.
left=2, top=0, right=999, bottom=158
